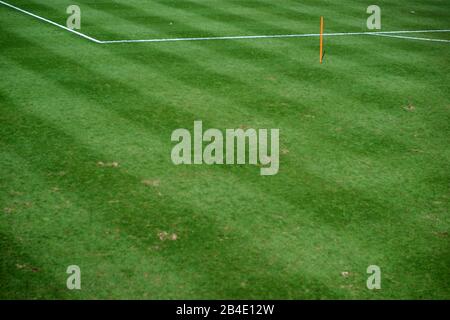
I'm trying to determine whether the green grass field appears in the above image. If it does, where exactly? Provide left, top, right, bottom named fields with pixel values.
left=0, top=0, right=449, bottom=299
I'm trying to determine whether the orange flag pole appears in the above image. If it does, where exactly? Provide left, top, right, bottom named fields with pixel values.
left=320, top=16, right=324, bottom=64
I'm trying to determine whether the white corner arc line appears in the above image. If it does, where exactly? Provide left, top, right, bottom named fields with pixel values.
left=0, top=0, right=101, bottom=43
left=369, top=33, right=450, bottom=43
left=1, top=0, right=449, bottom=45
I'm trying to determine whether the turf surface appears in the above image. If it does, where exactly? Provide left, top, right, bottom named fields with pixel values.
left=0, top=0, right=449, bottom=299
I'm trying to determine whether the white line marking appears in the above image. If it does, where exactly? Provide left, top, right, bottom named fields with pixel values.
left=100, top=29, right=450, bottom=44
left=369, top=33, right=450, bottom=43
left=1, top=0, right=449, bottom=45
left=0, top=0, right=101, bottom=43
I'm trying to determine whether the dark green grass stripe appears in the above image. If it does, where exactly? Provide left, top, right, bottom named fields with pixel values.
left=0, top=230, right=73, bottom=299
left=151, top=0, right=302, bottom=35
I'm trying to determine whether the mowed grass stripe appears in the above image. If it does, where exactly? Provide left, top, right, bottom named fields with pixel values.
left=0, top=109, right=211, bottom=299
left=0, top=30, right=330, bottom=300
left=3, top=0, right=449, bottom=41
left=4, top=0, right=450, bottom=251
left=89, top=13, right=448, bottom=231
left=0, top=24, right=386, bottom=298
left=3, top=2, right=450, bottom=226
left=0, top=19, right=402, bottom=300
left=0, top=81, right=351, bottom=299
left=45, top=0, right=446, bottom=229
left=0, top=0, right=450, bottom=296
